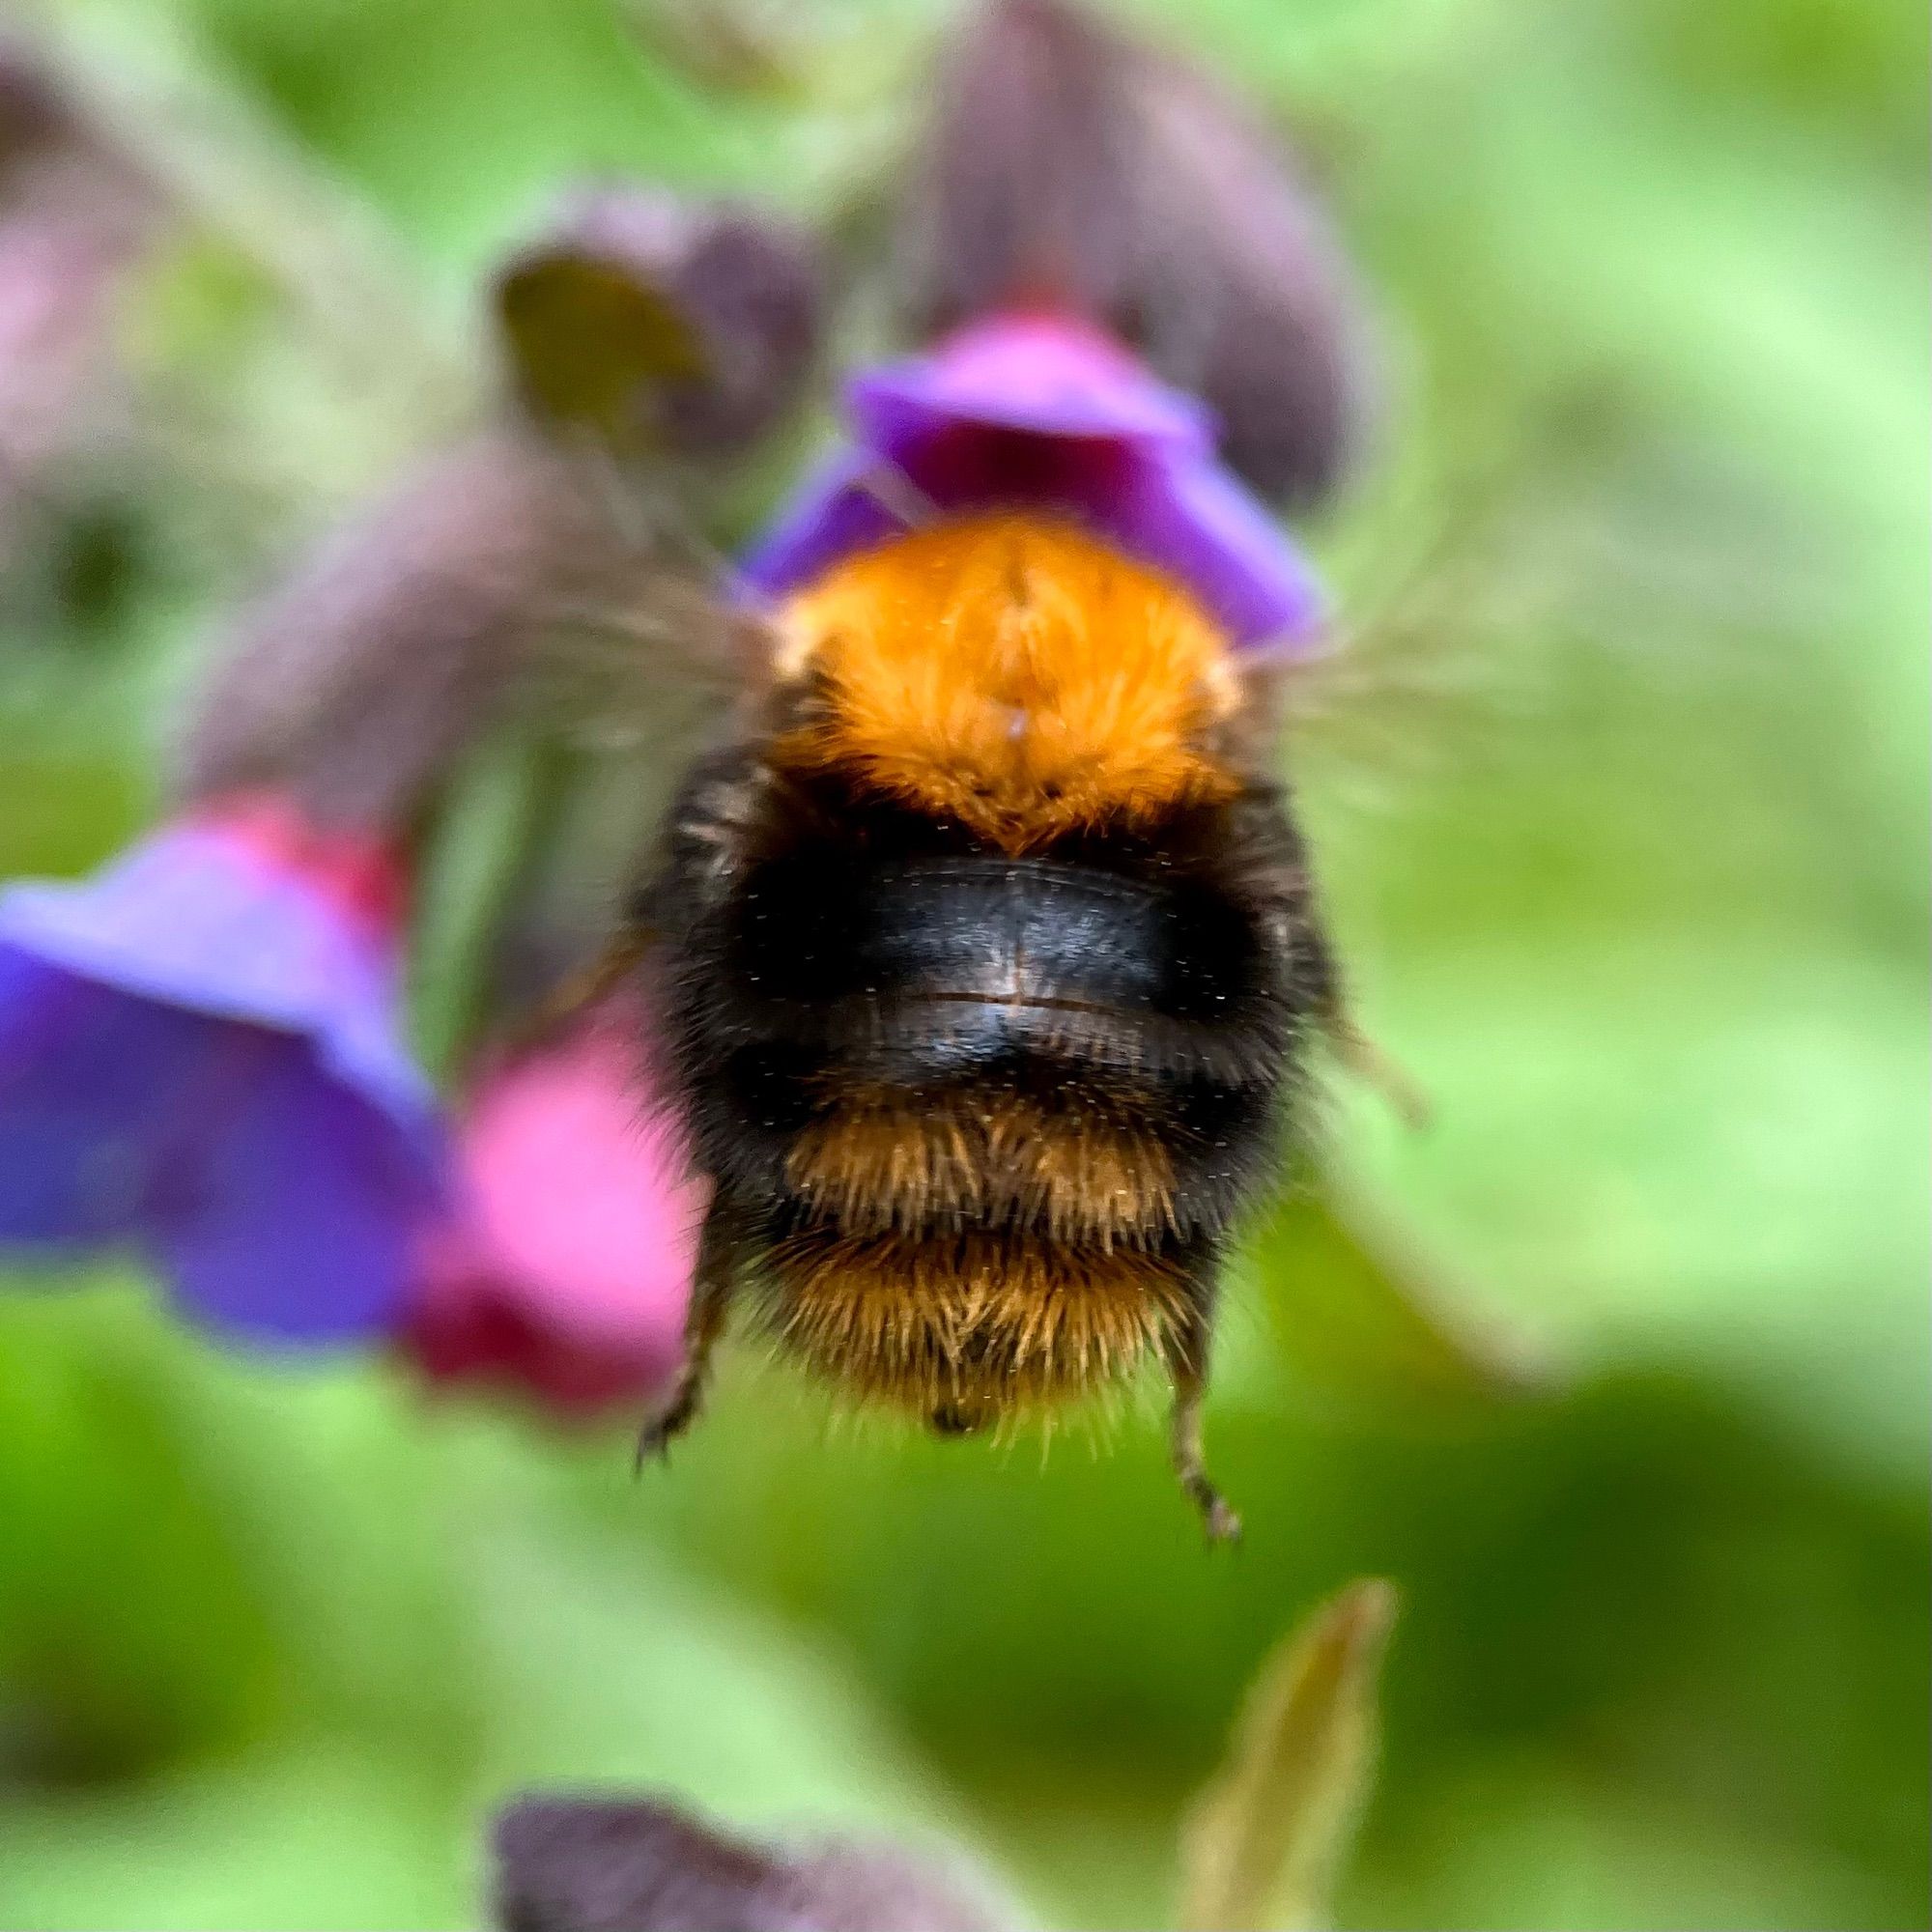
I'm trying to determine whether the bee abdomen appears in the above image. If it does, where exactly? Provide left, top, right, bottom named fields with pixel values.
left=648, top=739, right=1329, bottom=1422
left=781, top=1088, right=1183, bottom=1244
left=757, top=1224, right=1205, bottom=1416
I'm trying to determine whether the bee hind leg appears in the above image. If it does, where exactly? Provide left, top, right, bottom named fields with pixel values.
left=636, top=1208, right=739, bottom=1467
left=1327, top=1013, right=1432, bottom=1131
left=1163, top=1312, right=1241, bottom=1546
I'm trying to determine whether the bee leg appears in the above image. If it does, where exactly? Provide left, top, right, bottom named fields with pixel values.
left=636, top=1208, right=737, bottom=1467
left=1305, top=927, right=1429, bottom=1130
left=1327, top=1014, right=1432, bottom=1130
left=516, top=925, right=656, bottom=1050
left=1163, top=1317, right=1241, bottom=1546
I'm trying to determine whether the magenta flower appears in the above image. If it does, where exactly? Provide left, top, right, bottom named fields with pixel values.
left=405, top=997, right=702, bottom=1415
left=738, top=311, right=1325, bottom=650
left=0, top=793, right=444, bottom=1341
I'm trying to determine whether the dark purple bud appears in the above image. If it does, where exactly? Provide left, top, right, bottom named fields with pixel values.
left=898, top=0, right=1130, bottom=339
left=901, top=0, right=1373, bottom=509
left=177, top=423, right=665, bottom=833
left=497, top=188, right=820, bottom=457
left=0, top=43, right=76, bottom=170
left=491, top=1794, right=1012, bottom=1932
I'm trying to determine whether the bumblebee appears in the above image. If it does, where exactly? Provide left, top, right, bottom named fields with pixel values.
left=589, top=0, right=1377, bottom=1537
left=635, top=513, right=1345, bottom=1536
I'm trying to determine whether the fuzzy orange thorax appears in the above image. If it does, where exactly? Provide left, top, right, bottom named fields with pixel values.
left=771, top=516, right=1242, bottom=850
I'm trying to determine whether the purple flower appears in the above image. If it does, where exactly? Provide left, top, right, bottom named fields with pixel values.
left=738, top=311, right=1325, bottom=650
left=0, top=177, right=827, bottom=1359
left=0, top=178, right=825, bottom=1359
left=0, top=793, right=445, bottom=1343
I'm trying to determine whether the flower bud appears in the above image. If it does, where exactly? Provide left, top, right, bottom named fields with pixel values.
left=899, top=0, right=1373, bottom=508
left=177, top=422, right=656, bottom=832
left=492, top=1794, right=1011, bottom=1932
left=497, top=187, right=820, bottom=458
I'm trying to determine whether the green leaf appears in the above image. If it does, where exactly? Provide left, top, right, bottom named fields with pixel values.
left=1253, top=1179, right=1549, bottom=1413
left=0, top=1743, right=467, bottom=1931
left=406, top=733, right=557, bottom=1080
left=1176, top=1579, right=1398, bottom=1932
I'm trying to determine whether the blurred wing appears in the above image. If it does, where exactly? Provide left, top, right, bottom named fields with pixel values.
left=1276, top=444, right=1581, bottom=815
left=490, top=492, right=776, bottom=1009
left=401, top=462, right=781, bottom=1062
left=519, top=494, right=768, bottom=762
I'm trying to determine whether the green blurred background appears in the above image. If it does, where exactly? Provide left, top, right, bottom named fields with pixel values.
left=0, top=0, right=1925, bottom=1925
